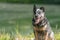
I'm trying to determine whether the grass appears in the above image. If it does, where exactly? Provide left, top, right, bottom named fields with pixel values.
left=0, top=3, right=60, bottom=40
left=0, top=33, right=60, bottom=40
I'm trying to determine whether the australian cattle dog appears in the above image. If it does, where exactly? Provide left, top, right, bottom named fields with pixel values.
left=32, top=5, right=55, bottom=40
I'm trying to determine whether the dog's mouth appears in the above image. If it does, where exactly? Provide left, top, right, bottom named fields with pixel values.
left=34, top=17, right=40, bottom=24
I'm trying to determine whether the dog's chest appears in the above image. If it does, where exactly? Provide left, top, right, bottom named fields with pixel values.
left=33, top=24, right=47, bottom=31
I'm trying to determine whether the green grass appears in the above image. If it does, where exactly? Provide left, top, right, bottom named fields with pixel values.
left=0, top=3, right=60, bottom=40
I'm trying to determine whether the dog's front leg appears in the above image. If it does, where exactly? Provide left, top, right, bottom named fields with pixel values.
left=44, top=32, right=48, bottom=40
left=33, top=27, right=38, bottom=40
left=34, top=30, right=38, bottom=40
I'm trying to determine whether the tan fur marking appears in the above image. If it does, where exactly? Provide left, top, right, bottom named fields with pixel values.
left=33, top=24, right=47, bottom=31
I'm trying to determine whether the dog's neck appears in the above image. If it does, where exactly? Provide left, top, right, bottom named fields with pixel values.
left=33, top=17, right=48, bottom=27
left=38, top=17, right=48, bottom=27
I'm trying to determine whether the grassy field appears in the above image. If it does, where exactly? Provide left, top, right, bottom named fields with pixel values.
left=0, top=3, right=60, bottom=40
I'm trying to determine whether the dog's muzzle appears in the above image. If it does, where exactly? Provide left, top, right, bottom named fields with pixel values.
left=34, top=17, right=40, bottom=24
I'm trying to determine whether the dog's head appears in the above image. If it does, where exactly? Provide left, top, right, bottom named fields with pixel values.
left=33, top=5, right=45, bottom=24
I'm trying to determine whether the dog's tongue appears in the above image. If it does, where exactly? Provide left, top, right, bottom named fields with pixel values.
left=35, top=18, right=40, bottom=24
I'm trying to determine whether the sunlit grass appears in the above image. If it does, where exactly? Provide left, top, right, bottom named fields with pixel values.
left=0, top=32, right=60, bottom=40
left=55, top=32, right=60, bottom=40
left=0, top=33, right=10, bottom=40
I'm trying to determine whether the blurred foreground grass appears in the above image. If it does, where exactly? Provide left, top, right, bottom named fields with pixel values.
left=0, top=33, right=60, bottom=40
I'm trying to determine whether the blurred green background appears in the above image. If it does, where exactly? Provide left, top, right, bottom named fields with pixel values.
left=0, top=0, right=60, bottom=4
left=0, top=0, right=60, bottom=37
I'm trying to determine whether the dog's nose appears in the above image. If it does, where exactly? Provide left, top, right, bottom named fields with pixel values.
left=35, top=15, right=38, bottom=18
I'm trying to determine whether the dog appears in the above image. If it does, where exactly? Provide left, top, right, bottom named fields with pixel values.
left=32, top=5, right=55, bottom=40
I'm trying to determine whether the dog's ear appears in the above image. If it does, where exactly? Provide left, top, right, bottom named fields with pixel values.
left=33, top=4, right=36, bottom=14
left=40, top=7, right=45, bottom=12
